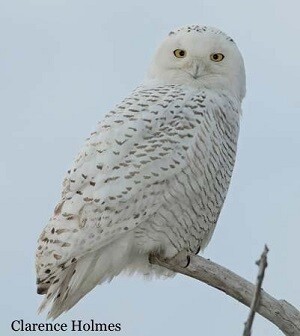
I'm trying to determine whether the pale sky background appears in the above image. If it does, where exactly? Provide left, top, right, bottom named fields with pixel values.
left=1, top=0, right=299, bottom=335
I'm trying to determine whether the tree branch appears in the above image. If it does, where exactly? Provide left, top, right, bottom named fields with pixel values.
left=149, top=251, right=300, bottom=336
left=243, top=245, right=269, bottom=336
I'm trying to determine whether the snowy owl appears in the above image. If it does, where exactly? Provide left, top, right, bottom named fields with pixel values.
left=36, top=25, right=246, bottom=319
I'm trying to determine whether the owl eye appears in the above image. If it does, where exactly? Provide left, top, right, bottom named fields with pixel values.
left=173, top=49, right=186, bottom=58
left=210, top=53, right=225, bottom=62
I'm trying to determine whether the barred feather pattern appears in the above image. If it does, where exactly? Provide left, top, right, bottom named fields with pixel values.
left=36, top=84, right=240, bottom=318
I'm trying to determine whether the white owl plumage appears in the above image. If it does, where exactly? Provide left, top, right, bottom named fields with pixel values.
left=36, top=25, right=246, bottom=319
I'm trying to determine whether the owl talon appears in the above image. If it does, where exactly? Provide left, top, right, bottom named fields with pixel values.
left=185, top=255, right=191, bottom=268
left=149, top=251, right=190, bottom=268
left=169, top=250, right=190, bottom=268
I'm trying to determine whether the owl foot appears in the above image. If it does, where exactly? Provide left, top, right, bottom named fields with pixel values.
left=149, top=250, right=190, bottom=268
left=171, top=250, right=191, bottom=268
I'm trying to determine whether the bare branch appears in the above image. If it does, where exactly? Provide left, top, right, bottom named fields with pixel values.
left=149, top=251, right=300, bottom=336
left=243, top=245, right=269, bottom=336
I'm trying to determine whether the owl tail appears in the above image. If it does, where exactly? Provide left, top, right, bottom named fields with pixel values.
left=38, top=235, right=134, bottom=320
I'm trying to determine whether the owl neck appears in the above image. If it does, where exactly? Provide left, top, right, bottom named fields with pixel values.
left=143, top=75, right=243, bottom=103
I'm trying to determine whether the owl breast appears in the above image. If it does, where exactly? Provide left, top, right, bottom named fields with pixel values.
left=134, top=91, right=240, bottom=257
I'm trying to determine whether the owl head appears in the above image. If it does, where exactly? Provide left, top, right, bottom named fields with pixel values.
left=147, top=25, right=246, bottom=101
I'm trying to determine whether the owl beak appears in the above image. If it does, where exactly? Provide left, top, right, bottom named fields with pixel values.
left=189, top=61, right=204, bottom=79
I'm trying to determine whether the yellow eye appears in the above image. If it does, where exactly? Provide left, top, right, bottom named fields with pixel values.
left=173, top=49, right=186, bottom=58
left=210, top=53, right=225, bottom=62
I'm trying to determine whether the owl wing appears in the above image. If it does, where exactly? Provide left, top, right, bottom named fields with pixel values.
left=36, top=85, right=208, bottom=282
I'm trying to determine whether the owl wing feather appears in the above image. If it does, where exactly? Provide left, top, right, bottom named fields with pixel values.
left=36, top=85, right=208, bottom=285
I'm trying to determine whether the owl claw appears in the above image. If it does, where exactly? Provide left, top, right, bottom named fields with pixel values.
left=149, top=250, right=190, bottom=268
left=170, top=250, right=190, bottom=268
left=185, top=255, right=191, bottom=268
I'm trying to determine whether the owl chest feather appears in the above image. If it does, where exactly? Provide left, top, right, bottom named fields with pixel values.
left=140, top=90, right=240, bottom=253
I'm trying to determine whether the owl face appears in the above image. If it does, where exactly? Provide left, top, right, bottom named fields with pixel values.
left=147, top=25, right=246, bottom=101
